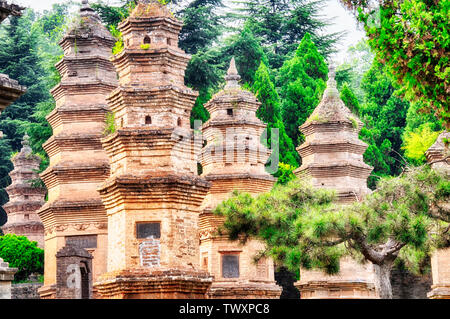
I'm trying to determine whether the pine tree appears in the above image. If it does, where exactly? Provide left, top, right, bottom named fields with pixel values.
left=278, top=33, right=327, bottom=147
left=239, top=0, right=342, bottom=69
left=252, top=62, right=299, bottom=167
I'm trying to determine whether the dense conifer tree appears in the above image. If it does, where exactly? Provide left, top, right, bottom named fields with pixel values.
left=252, top=62, right=299, bottom=167
left=278, top=33, right=328, bottom=148
left=238, top=0, right=342, bottom=69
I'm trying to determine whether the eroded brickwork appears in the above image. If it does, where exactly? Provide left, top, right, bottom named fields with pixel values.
left=93, top=0, right=212, bottom=299
left=37, top=0, right=117, bottom=298
left=199, top=59, right=281, bottom=299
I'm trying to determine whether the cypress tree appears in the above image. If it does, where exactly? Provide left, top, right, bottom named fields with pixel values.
left=252, top=62, right=299, bottom=167
left=278, top=33, right=327, bottom=147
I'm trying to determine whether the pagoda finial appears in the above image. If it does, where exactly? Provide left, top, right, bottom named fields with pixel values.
left=224, top=57, right=241, bottom=89
left=19, top=133, right=32, bottom=156
left=22, top=133, right=30, bottom=146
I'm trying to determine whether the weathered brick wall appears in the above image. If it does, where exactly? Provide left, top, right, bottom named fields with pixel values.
left=11, top=283, right=43, bottom=299
left=139, top=238, right=160, bottom=267
left=391, top=269, right=432, bottom=299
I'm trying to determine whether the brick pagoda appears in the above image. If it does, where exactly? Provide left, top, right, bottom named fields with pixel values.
left=294, top=67, right=378, bottom=298
left=37, top=0, right=118, bottom=299
left=199, top=58, right=282, bottom=298
left=426, top=131, right=450, bottom=299
left=2, top=134, right=45, bottom=248
left=93, top=1, right=213, bottom=299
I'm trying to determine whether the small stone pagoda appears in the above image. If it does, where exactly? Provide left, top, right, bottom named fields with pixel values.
left=93, top=0, right=213, bottom=299
left=426, top=131, right=450, bottom=299
left=2, top=134, right=45, bottom=248
left=294, top=66, right=372, bottom=203
left=37, top=0, right=118, bottom=299
left=199, top=58, right=281, bottom=298
left=294, top=67, right=378, bottom=299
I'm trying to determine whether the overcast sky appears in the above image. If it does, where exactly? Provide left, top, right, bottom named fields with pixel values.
left=12, top=0, right=365, bottom=63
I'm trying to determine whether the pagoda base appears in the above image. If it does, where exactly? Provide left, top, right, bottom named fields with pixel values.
left=427, top=285, right=450, bottom=299
left=295, top=280, right=378, bottom=299
left=94, top=268, right=213, bottom=299
left=207, top=282, right=282, bottom=299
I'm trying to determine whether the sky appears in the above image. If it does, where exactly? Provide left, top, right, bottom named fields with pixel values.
left=12, top=0, right=366, bottom=63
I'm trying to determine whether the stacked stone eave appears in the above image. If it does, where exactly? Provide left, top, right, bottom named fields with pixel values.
left=2, top=135, right=45, bottom=248
left=37, top=1, right=118, bottom=298
left=93, top=1, right=213, bottom=299
left=294, top=72, right=373, bottom=204
left=293, top=67, right=378, bottom=299
left=198, top=58, right=281, bottom=299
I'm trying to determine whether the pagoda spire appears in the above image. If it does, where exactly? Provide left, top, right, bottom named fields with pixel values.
left=224, top=57, right=241, bottom=89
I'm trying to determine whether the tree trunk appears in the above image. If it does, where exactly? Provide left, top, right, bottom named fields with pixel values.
left=373, top=263, right=393, bottom=299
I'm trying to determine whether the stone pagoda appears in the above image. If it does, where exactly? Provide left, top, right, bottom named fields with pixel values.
left=294, top=66, right=372, bottom=203
left=93, top=0, right=213, bottom=299
left=426, top=131, right=450, bottom=299
left=199, top=58, right=281, bottom=299
left=294, top=67, right=379, bottom=299
left=2, top=134, right=45, bottom=248
left=37, top=0, right=118, bottom=299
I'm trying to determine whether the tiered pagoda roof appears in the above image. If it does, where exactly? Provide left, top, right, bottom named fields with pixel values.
left=295, top=66, right=373, bottom=203
left=2, top=135, right=45, bottom=248
left=94, top=0, right=212, bottom=299
left=37, top=0, right=118, bottom=292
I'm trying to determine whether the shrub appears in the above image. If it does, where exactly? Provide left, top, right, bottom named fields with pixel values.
left=0, top=234, right=44, bottom=282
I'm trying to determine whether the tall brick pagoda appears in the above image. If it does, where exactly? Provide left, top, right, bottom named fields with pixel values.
left=93, top=0, right=213, bottom=299
left=426, top=131, right=450, bottom=299
left=37, top=0, right=118, bottom=299
left=294, top=67, right=379, bottom=299
left=2, top=134, right=45, bottom=248
left=199, top=58, right=281, bottom=298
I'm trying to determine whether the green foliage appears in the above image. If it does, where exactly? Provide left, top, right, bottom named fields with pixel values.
left=104, top=112, right=117, bottom=136
left=278, top=33, right=328, bottom=147
left=252, top=61, right=299, bottom=167
left=0, top=234, right=44, bottom=282
left=215, top=165, right=449, bottom=295
left=178, top=0, right=224, bottom=55
left=402, top=124, right=442, bottom=165
left=340, top=83, right=360, bottom=116
left=222, top=25, right=268, bottom=86
left=357, top=62, right=410, bottom=188
left=238, top=0, right=343, bottom=69
left=273, top=162, right=297, bottom=185
left=340, top=0, right=450, bottom=128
